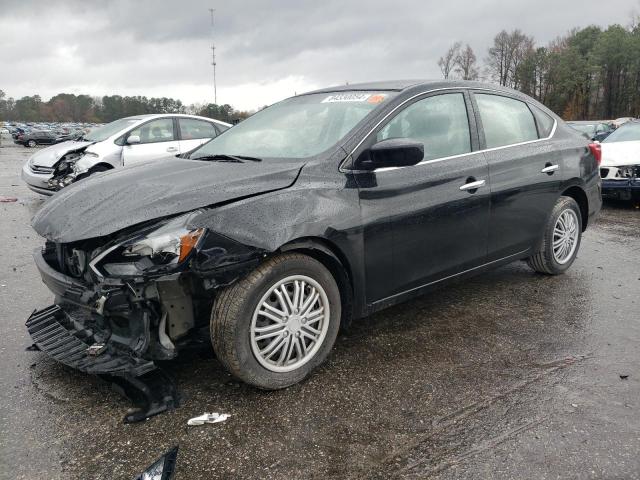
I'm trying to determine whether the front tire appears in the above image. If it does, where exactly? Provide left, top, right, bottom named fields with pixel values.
left=211, top=253, right=341, bottom=389
left=527, top=196, right=582, bottom=275
left=27, top=140, right=36, bottom=148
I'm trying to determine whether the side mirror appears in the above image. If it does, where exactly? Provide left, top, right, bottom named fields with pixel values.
left=127, top=135, right=141, bottom=145
left=355, top=138, right=424, bottom=170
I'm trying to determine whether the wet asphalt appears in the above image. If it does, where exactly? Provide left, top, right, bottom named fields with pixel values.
left=0, top=140, right=639, bottom=479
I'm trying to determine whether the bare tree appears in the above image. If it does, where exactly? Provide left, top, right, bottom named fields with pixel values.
left=454, top=45, right=479, bottom=80
left=438, top=42, right=461, bottom=79
left=486, top=29, right=534, bottom=87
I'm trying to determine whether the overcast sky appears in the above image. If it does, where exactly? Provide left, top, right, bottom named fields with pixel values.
left=1, top=0, right=638, bottom=111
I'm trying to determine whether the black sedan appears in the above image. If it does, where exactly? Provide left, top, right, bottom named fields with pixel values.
left=14, top=130, right=59, bottom=147
left=26, top=80, right=602, bottom=418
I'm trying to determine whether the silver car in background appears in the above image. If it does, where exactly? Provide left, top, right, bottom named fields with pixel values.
left=22, top=114, right=231, bottom=195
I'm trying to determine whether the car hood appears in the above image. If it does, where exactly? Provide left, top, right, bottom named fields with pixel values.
left=29, top=140, right=93, bottom=167
left=32, top=157, right=303, bottom=243
left=600, top=140, right=640, bottom=167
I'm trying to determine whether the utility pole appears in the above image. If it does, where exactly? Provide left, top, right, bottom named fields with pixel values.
left=209, top=8, right=217, bottom=105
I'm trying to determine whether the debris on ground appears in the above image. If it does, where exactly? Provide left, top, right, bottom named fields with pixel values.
left=620, top=374, right=629, bottom=380
left=134, top=445, right=178, bottom=480
left=0, top=196, right=18, bottom=202
left=187, top=412, right=231, bottom=426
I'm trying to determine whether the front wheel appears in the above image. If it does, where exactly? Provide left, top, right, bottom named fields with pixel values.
left=211, top=253, right=341, bottom=389
left=527, top=196, right=582, bottom=275
left=27, top=140, right=36, bottom=148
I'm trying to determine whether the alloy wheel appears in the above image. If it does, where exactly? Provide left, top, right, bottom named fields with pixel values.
left=553, top=209, right=579, bottom=264
left=250, top=275, right=330, bottom=373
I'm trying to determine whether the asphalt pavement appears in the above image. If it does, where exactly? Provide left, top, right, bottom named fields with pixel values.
left=0, top=140, right=639, bottom=479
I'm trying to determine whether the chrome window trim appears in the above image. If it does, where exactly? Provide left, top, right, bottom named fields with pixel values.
left=339, top=86, right=558, bottom=173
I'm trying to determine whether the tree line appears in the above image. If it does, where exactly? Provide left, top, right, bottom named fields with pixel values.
left=0, top=90, right=251, bottom=124
left=439, top=20, right=640, bottom=120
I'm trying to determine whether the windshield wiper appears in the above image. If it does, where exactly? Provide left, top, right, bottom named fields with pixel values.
left=191, top=154, right=262, bottom=163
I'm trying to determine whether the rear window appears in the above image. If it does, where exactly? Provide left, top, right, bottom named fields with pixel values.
left=475, top=94, right=538, bottom=148
left=530, top=105, right=555, bottom=137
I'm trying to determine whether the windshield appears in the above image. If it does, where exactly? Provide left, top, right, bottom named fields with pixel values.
left=569, top=124, right=595, bottom=135
left=83, top=117, right=141, bottom=142
left=191, top=91, right=395, bottom=159
left=603, top=122, right=640, bottom=143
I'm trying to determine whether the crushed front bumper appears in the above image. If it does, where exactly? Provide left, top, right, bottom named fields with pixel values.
left=28, top=247, right=183, bottom=422
left=21, top=162, right=56, bottom=195
left=26, top=305, right=155, bottom=377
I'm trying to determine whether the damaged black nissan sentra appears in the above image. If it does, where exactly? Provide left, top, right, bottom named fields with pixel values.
left=27, top=80, right=602, bottom=418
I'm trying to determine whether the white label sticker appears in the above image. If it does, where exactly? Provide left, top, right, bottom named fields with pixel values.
left=322, top=93, right=372, bottom=103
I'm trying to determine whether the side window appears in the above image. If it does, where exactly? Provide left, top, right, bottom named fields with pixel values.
left=377, top=93, right=471, bottom=161
left=530, top=104, right=556, bottom=138
left=128, top=118, right=175, bottom=144
left=475, top=94, right=538, bottom=148
left=179, top=118, right=218, bottom=140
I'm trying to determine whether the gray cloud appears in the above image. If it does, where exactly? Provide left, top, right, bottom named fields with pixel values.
left=1, top=0, right=638, bottom=110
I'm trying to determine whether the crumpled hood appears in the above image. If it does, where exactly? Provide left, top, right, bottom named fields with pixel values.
left=600, top=141, right=640, bottom=167
left=32, top=157, right=303, bottom=243
left=28, top=140, right=93, bottom=167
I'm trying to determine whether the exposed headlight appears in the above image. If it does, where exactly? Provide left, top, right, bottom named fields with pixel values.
left=123, top=227, right=205, bottom=262
left=94, top=213, right=205, bottom=277
left=616, top=165, right=640, bottom=179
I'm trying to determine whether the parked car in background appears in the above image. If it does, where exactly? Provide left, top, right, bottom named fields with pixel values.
left=21, top=114, right=231, bottom=195
left=599, top=120, right=640, bottom=201
left=613, top=117, right=636, bottom=128
left=567, top=121, right=614, bottom=142
left=14, top=130, right=59, bottom=147
left=26, top=80, right=601, bottom=416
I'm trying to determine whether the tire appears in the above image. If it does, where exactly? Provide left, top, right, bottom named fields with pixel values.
left=527, top=196, right=582, bottom=275
left=211, top=253, right=342, bottom=389
left=27, top=140, right=36, bottom=148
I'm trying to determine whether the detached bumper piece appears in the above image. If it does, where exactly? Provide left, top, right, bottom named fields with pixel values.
left=26, top=305, right=180, bottom=423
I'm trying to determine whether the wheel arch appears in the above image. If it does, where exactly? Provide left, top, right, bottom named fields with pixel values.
left=279, top=237, right=354, bottom=328
left=561, top=185, right=589, bottom=231
left=89, top=162, right=115, bottom=172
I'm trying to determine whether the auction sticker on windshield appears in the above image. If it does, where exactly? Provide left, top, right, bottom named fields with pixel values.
left=322, top=93, right=386, bottom=103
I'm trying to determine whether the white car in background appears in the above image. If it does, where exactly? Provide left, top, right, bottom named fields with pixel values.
left=21, top=114, right=231, bottom=195
left=599, top=121, right=640, bottom=201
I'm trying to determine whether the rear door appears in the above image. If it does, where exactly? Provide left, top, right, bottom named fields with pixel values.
left=471, top=92, right=562, bottom=260
left=177, top=118, right=219, bottom=154
left=122, top=117, right=181, bottom=164
left=353, top=91, right=490, bottom=302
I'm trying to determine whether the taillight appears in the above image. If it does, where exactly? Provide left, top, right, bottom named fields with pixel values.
left=588, top=143, right=602, bottom=166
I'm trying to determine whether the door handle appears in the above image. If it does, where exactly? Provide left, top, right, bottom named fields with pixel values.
left=459, top=179, right=486, bottom=191
left=541, top=164, right=559, bottom=174
left=166, top=147, right=178, bottom=153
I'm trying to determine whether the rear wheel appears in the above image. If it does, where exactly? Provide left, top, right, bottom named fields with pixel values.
left=211, top=253, right=341, bottom=389
left=527, top=196, right=582, bottom=275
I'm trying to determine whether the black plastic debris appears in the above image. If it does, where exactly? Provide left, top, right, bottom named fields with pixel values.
left=26, top=305, right=180, bottom=423
left=134, top=445, right=178, bottom=480
left=620, top=374, right=629, bottom=380
left=104, top=370, right=180, bottom=423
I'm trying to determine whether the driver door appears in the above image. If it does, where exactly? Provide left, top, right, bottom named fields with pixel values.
left=122, top=117, right=181, bottom=164
left=353, top=91, right=490, bottom=303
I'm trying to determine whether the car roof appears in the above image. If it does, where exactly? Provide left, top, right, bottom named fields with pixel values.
left=302, top=79, right=522, bottom=96
left=122, top=113, right=231, bottom=126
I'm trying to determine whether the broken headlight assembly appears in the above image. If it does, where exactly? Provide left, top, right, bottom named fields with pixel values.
left=616, top=165, right=640, bottom=179
left=48, top=152, right=98, bottom=188
left=91, top=214, right=205, bottom=278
